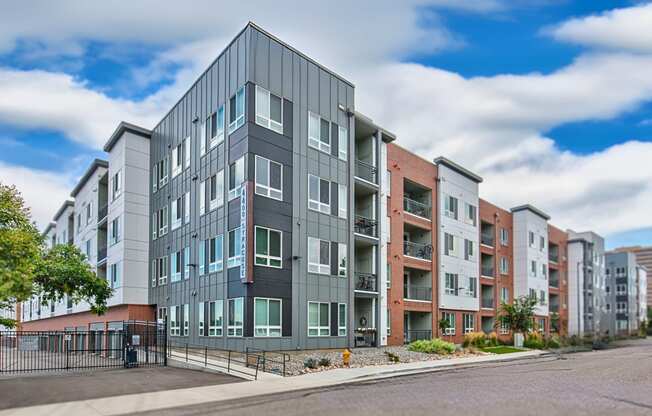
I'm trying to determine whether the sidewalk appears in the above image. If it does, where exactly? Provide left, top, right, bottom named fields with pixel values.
left=0, top=350, right=549, bottom=416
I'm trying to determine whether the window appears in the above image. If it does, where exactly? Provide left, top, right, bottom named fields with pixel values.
left=465, top=203, right=477, bottom=226
left=171, top=197, right=182, bottom=231
left=538, top=318, right=545, bottom=333
left=255, top=86, right=283, bottom=134
left=171, top=251, right=182, bottom=282
left=228, top=157, right=245, bottom=201
left=500, top=256, right=509, bottom=274
left=308, top=302, right=330, bottom=336
left=308, top=237, right=330, bottom=275
left=198, top=302, right=204, bottom=336
left=338, top=126, right=348, bottom=160
left=616, top=284, right=626, bottom=295
left=109, top=217, right=120, bottom=245
left=338, top=184, right=348, bottom=219
left=463, top=313, right=475, bottom=334
left=338, top=304, right=347, bottom=336
left=500, top=228, right=509, bottom=246
left=228, top=87, right=245, bottom=134
left=152, top=163, right=158, bottom=193
left=183, top=304, right=189, bottom=336
left=254, top=298, right=282, bottom=337
left=152, top=212, right=158, bottom=240
left=85, top=239, right=91, bottom=258
left=198, top=239, right=206, bottom=276
left=184, top=247, right=190, bottom=279
left=616, top=302, right=627, bottom=313
left=158, top=157, right=169, bottom=188
left=208, top=235, right=224, bottom=273
left=184, top=192, right=190, bottom=224
left=539, top=290, right=546, bottom=305
left=338, top=243, right=347, bottom=277
left=445, top=273, right=458, bottom=295
left=170, top=305, right=180, bottom=336
left=183, top=136, right=190, bottom=169
left=158, top=206, right=168, bottom=236
left=500, top=320, right=509, bottom=335
left=308, top=175, right=331, bottom=214
left=444, top=195, right=458, bottom=220
left=86, top=202, right=92, bottom=224
left=199, top=300, right=223, bottom=337
left=308, top=112, right=330, bottom=153
left=500, top=287, right=509, bottom=303
left=227, top=228, right=242, bottom=268
left=255, top=226, right=282, bottom=268
left=541, top=264, right=547, bottom=279
left=464, top=239, right=474, bottom=261
left=255, top=156, right=283, bottom=200
left=227, top=298, right=244, bottom=336
left=466, top=277, right=477, bottom=298
left=112, top=170, right=122, bottom=201
left=530, top=260, right=537, bottom=277
left=202, top=170, right=224, bottom=215
left=529, top=288, right=537, bottom=302
left=386, top=308, right=391, bottom=335
left=203, top=106, right=225, bottom=154
left=107, top=263, right=120, bottom=289
left=151, top=259, right=157, bottom=287
left=172, top=143, right=183, bottom=178
left=77, top=213, right=81, bottom=233
left=442, top=312, right=455, bottom=335
left=528, top=231, right=535, bottom=247
left=444, top=233, right=456, bottom=257
left=158, top=256, right=168, bottom=285
left=540, top=236, right=545, bottom=251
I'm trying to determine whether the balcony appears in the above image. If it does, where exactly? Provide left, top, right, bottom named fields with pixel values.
left=549, top=243, right=559, bottom=263
left=98, top=204, right=108, bottom=223
left=403, top=241, right=432, bottom=261
left=481, top=297, right=494, bottom=309
left=481, top=266, right=495, bottom=278
left=481, top=252, right=494, bottom=277
left=355, top=160, right=377, bottom=184
left=354, top=216, right=378, bottom=238
left=404, top=197, right=431, bottom=220
left=404, top=311, right=432, bottom=344
left=480, top=222, right=495, bottom=246
left=481, top=284, right=494, bottom=309
left=404, top=285, right=432, bottom=302
left=97, top=247, right=107, bottom=265
left=404, top=330, right=432, bottom=343
left=355, top=272, right=378, bottom=293
left=549, top=269, right=560, bottom=288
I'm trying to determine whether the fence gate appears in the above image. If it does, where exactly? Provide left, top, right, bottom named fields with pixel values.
left=0, top=321, right=166, bottom=375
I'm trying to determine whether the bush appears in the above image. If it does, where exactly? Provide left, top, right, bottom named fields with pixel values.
left=318, top=357, right=331, bottom=367
left=545, top=335, right=561, bottom=349
left=408, top=338, right=456, bottom=355
left=487, top=332, right=499, bottom=347
left=640, top=320, right=648, bottom=338
left=462, top=332, right=486, bottom=348
left=303, top=357, right=318, bottom=369
left=523, top=331, right=545, bottom=349
left=385, top=351, right=400, bottom=363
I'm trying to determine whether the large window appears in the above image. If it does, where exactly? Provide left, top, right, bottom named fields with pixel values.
left=158, top=206, right=168, bottom=236
left=500, top=228, right=509, bottom=246
left=227, top=227, right=242, bottom=268
left=464, top=203, right=477, bottom=226
left=308, top=112, right=330, bottom=153
left=463, top=313, right=475, bottom=334
left=444, top=195, right=458, bottom=220
left=444, top=233, right=456, bottom=257
left=202, top=106, right=225, bottom=155
left=442, top=312, right=455, bottom=335
left=171, top=197, right=182, bottom=231
left=255, top=86, right=283, bottom=134
left=338, top=303, right=347, bottom=336
left=157, top=256, right=168, bottom=285
left=445, top=273, right=457, bottom=295
left=171, top=250, right=182, bottom=283
left=308, top=302, right=330, bottom=337
left=308, top=237, right=330, bottom=275
left=227, top=297, right=244, bottom=337
left=255, top=156, right=282, bottom=201
left=338, top=125, right=348, bottom=161
left=228, top=87, right=245, bottom=134
left=254, top=298, right=282, bottom=337
left=500, top=256, right=509, bottom=274
left=199, top=300, right=223, bottom=337
left=308, top=174, right=330, bottom=214
left=228, top=157, right=245, bottom=201
left=208, top=235, right=224, bottom=273
left=170, top=305, right=180, bottom=336
left=255, top=226, right=282, bottom=268
left=500, top=287, right=509, bottom=303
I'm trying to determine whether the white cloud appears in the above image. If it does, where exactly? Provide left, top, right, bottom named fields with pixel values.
left=546, top=3, right=652, bottom=52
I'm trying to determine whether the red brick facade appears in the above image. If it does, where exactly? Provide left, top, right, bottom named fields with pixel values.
left=20, top=304, right=155, bottom=332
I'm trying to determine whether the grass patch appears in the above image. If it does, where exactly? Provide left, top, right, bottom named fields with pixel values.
left=480, top=346, right=526, bottom=354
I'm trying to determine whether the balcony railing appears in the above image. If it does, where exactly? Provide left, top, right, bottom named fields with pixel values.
left=403, top=241, right=432, bottom=261
left=481, top=297, right=494, bottom=309
left=97, top=247, right=107, bottom=264
left=550, top=304, right=560, bottom=313
left=549, top=278, right=560, bottom=288
left=404, top=285, right=432, bottom=301
left=355, top=272, right=378, bottom=292
left=404, top=330, right=432, bottom=344
left=355, top=215, right=378, bottom=238
left=355, top=160, right=378, bottom=184
left=549, top=254, right=559, bottom=263
left=98, top=204, right=108, bottom=223
left=481, top=266, right=495, bottom=278
left=403, top=197, right=431, bottom=220
left=481, top=233, right=494, bottom=247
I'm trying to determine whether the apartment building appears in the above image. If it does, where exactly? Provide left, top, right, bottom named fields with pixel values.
left=21, top=123, right=154, bottom=332
left=605, top=251, right=647, bottom=335
left=548, top=225, right=569, bottom=334
left=612, top=246, right=652, bottom=309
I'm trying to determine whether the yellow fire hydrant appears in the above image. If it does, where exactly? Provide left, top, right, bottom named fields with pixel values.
left=342, top=348, right=351, bottom=367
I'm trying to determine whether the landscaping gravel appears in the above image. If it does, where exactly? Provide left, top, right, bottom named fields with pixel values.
left=283, top=345, right=485, bottom=376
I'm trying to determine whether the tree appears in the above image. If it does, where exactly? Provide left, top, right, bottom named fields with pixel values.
left=0, top=182, right=112, bottom=328
left=438, top=318, right=451, bottom=341
left=497, top=295, right=538, bottom=342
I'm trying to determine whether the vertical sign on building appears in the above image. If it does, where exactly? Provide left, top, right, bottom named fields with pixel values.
left=240, top=185, right=247, bottom=283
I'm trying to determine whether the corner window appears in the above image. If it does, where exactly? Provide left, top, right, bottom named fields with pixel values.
left=308, top=302, right=330, bottom=337
left=227, top=227, right=242, bottom=268
left=228, top=87, right=245, bottom=134
left=255, top=226, right=282, bottom=268
left=308, top=174, right=330, bottom=214
left=227, top=297, right=244, bottom=337
left=338, top=304, right=347, bottom=336
left=308, top=237, right=330, bottom=275
left=308, top=112, right=330, bottom=154
left=255, top=86, right=283, bottom=134
left=228, top=157, right=245, bottom=201
left=255, top=155, right=283, bottom=201
left=254, top=298, right=282, bottom=337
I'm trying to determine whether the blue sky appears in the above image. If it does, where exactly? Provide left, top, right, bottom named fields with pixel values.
left=0, top=1, right=651, bottom=249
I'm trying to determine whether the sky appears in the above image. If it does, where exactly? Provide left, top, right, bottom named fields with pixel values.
left=1, top=1, right=651, bottom=250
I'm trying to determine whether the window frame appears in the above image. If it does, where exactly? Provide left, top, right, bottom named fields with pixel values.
left=338, top=303, right=347, bottom=336
left=308, top=174, right=331, bottom=214
left=227, top=227, right=242, bottom=269
left=307, top=301, right=330, bottom=337
left=255, top=85, right=283, bottom=134
left=308, top=237, right=331, bottom=275
left=228, top=87, right=245, bottom=134
left=254, top=226, right=282, bottom=268
left=442, top=312, right=456, bottom=335
left=254, top=155, right=283, bottom=201
left=308, top=111, right=331, bottom=154
left=254, top=297, right=282, bottom=337
left=338, top=125, right=348, bottom=161
left=227, top=297, right=244, bottom=337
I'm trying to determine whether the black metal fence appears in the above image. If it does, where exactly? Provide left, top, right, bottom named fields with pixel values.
left=0, top=321, right=166, bottom=375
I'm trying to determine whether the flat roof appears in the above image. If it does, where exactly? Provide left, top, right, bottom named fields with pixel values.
left=70, top=159, right=109, bottom=197
left=52, top=201, right=74, bottom=222
left=41, top=221, right=56, bottom=237
left=510, top=204, right=551, bottom=221
left=354, top=111, right=396, bottom=143
left=433, top=156, right=483, bottom=183
left=103, top=121, right=151, bottom=152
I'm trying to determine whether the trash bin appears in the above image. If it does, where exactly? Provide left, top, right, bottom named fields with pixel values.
left=125, top=345, right=138, bottom=368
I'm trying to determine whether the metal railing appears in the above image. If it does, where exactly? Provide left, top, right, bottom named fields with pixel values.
left=481, top=266, right=494, bottom=277
left=404, top=330, right=432, bottom=343
left=403, top=241, right=432, bottom=260
left=355, top=272, right=378, bottom=292
left=355, top=160, right=378, bottom=184
left=481, top=298, right=494, bottom=309
left=481, top=233, right=494, bottom=246
left=403, top=197, right=431, bottom=219
left=404, top=285, right=432, bottom=301
left=549, top=278, right=560, bottom=288
left=98, top=204, right=108, bottom=223
left=97, top=247, right=107, bottom=264
left=549, top=254, right=559, bottom=263
left=354, top=215, right=378, bottom=238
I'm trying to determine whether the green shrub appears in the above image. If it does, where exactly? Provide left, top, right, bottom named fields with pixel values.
left=486, top=332, right=499, bottom=347
left=523, top=331, right=545, bottom=349
left=303, top=357, right=318, bottom=369
left=408, top=338, right=456, bottom=355
left=462, top=332, right=486, bottom=348
left=545, top=335, right=561, bottom=349
left=318, top=357, right=331, bottom=367
left=385, top=351, right=400, bottom=363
